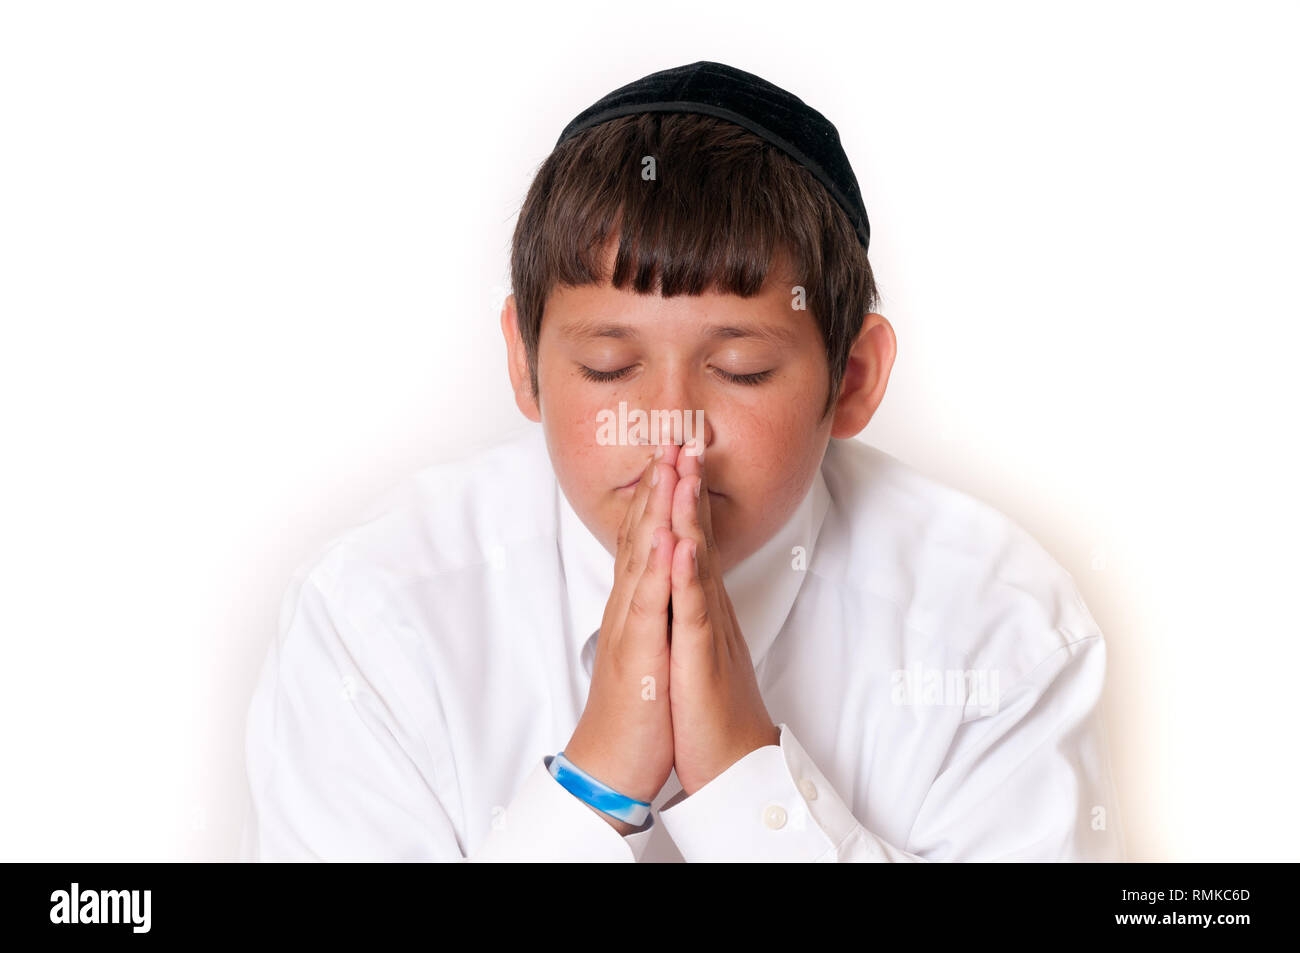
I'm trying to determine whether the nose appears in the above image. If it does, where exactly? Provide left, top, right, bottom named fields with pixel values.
left=616, top=366, right=712, bottom=455
left=631, top=370, right=713, bottom=452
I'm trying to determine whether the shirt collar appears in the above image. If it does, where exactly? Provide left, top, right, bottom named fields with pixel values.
left=556, top=458, right=831, bottom=678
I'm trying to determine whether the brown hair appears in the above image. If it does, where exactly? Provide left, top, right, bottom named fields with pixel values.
left=509, top=113, right=878, bottom=418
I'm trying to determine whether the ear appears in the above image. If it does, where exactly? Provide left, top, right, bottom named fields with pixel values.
left=500, top=293, right=541, bottom=423
left=830, top=313, right=896, bottom=439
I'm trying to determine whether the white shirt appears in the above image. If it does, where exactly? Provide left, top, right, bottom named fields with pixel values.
left=239, top=425, right=1125, bottom=862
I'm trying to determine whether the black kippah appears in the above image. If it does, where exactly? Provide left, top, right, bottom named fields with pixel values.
left=556, top=60, right=871, bottom=253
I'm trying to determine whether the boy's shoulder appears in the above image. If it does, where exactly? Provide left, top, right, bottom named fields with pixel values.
left=819, top=437, right=1104, bottom=673
left=296, top=426, right=555, bottom=609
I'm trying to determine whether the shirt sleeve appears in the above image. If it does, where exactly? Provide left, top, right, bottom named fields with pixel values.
left=471, top=757, right=657, bottom=862
left=240, top=563, right=654, bottom=862
left=656, top=634, right=1125, bottom=862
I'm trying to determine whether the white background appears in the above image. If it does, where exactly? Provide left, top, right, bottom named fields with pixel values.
left=2, top=0, right=1296, bottom=861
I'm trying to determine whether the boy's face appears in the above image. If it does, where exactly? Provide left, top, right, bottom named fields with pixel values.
left=523, top=244, right=840, bottom=574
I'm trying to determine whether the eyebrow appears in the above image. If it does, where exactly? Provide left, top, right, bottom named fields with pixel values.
left=559, top=320, right=799, bottom=346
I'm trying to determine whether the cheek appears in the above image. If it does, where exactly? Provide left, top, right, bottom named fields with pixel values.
left=721, top=393, right=820, bottom=475
left=713, top=391, right=827, bottom=558
left=540, top=385, right=626, bottom=531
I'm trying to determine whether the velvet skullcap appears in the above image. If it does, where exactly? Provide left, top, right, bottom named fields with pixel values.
left=555, top=60, right=871, bottom=253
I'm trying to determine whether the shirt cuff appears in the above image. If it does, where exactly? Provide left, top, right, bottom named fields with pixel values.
left=657, top=722, right=862, bottom=862
left=470, top=756, right=655, bottom=862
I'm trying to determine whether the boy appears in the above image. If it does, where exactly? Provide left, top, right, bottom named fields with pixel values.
left=239, top=61, right=1124, bottom=862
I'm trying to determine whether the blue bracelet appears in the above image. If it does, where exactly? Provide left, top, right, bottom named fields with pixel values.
left=546, top=751, right=652, bottom=827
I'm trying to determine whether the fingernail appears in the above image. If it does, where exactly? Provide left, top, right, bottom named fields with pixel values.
left=653, top=444, right=663, bottom=460
left=693, top=478, right=701, bottom=499
left=650, top=466, right=660, bottom=487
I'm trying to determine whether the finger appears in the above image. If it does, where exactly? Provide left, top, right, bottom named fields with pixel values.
left=639, top=457, right=678, bottom=534
left=623, top=458, right=678, bottom=586
left=673, top=438, right=717, bottom=553
left=626, top=446, right=664, bottom=533
left=652, top=411, right=683, bottom=468
left=670, top=468, right=718, bottom=589
left=670, top=537, right=714, bottom=664
left=616, top=452, right=683, bottom=621
left=606, top=449, right=663, bottom=637
left=615, top=486, right=662, bottom=610
left=674, top=436, right=702, bottom=480
left=670, top=471, right=705, bottom=558
left=620, top=446, right=659, bottom=537
left=617, top=447, right=662, bottom=554
left=671, top=465, right=733, bottom=666
left=620, top=525, right=674, bottom=656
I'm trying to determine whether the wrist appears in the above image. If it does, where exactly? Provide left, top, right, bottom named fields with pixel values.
left=578, top=798, right=645, bottom=836
left=549, top=749, right=655, bottom=827
left=563, top=736, right=662, bottom=804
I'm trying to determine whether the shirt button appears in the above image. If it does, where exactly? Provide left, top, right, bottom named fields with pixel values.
left=763, top=804, right=787, bottom=830
left=799, top=778, right=818, bottom=801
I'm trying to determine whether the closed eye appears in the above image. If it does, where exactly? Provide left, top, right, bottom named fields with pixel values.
left=577, top=364, right=774, bottom=385
left=578, top=364, right=634, bottom=383
left=715, top=368, right=775, bottom=386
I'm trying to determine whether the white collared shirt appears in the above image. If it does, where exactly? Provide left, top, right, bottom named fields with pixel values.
left=239, top=425, right=1125, bottom=862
